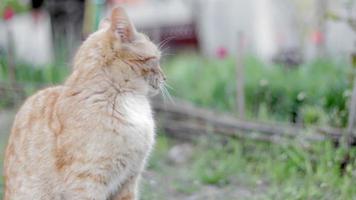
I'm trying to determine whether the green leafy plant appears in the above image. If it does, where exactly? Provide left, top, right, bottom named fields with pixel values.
left=164, top=54, right=352, bottom=127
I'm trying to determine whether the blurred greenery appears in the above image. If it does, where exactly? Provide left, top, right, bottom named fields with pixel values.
left=0, top=117, right=11, bottom=198
left=0, top=57, right=69, bottom=85
left=0, top=143, right=4, bottom=198
left=0, top=0, right=28, bottom=17
left=0, top=56, right=69, bottom=107
left=0, top=54, right=352, bottom=127
left=165, top=54, right=352, bottom=127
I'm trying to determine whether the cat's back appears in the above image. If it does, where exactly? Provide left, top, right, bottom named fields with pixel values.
left=4, top=86, right=65, bottom=200
left=12, top=86, right=64, bottom=128
left=9, top=86, right=64, bottom=140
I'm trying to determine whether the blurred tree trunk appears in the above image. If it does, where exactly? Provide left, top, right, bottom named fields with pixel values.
left=45, top=0, right=85, bottom=63
left=315, top=0, right=328, bottom=57
left=6, top=27, right=15, bottom=86
left=348, top=79, right=356, bottom=137
left=235, top=32, right=245, bottom=119
left=346, top=1, right=356, bottom=144
left=5, top=22, right=21, bottom=104
left=347, top=49, right=356, bottom=143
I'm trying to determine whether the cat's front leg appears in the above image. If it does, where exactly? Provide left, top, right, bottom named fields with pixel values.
left=110, top=175, right=139, bottom=200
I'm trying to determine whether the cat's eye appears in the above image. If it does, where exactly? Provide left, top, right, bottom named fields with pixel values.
left=140, top=57, right=156, bottom=62
left=130, top=57, right=157, bottom=63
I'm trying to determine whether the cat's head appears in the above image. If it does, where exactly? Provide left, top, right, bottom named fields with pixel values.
left=84, top=7, right=165, bottom=95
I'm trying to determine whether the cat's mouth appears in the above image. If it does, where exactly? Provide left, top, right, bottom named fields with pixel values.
left=147, top=67, right=166, bottom=90
left=150, top=83, right=159, bottom=90
left=146, top=70, right=166, bottom=98
left=148, top=77, right=165, bottom=90
left=148, top=79, right=162, bottom=96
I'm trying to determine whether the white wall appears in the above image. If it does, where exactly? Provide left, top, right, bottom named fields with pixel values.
left=0, top=12, right=53, bottom=66
left=196, top=0, right=355, bottom=60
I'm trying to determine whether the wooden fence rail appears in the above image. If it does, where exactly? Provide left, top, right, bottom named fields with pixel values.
left=152, top=97, right=354, bottom=144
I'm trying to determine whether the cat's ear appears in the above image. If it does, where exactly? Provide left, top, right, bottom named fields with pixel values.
left=110, top=7, right=136, bottom=43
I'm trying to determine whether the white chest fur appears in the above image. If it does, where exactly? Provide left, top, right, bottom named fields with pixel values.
left=110, top=94, right=155, bottom=164
left=121, top=95, right=155, bottom=134
left=98, top=94, right=156, bottom=195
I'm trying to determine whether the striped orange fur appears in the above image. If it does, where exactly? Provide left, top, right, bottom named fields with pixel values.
left=3, top=7, right=164, bottom=200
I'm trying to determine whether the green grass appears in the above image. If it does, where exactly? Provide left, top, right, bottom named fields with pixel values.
left=142, top=134, right=356, bottom=200
left=0, top=56, right=69, bottom=108
left=195, top=136, right=355, bottom=199
left=0, top=131, right=8, bottom=198
left=0, top=56, right=69, bottom=85
left=164, top=54, right=352, bottom=127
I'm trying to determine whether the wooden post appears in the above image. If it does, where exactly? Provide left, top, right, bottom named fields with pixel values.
left=347, top=79, right=356, bottom=137
left=5, top=21, right=20, bottom=104
left=347, top=50, right=356, bottom=140
left=236, top=32, right=245, bottom=119
left=314, top=0, right=328, bottom=57
left=6, top=25, right=15, bottom=87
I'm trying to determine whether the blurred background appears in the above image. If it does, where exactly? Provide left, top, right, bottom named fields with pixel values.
left=0, top=0, right=356, bottom=199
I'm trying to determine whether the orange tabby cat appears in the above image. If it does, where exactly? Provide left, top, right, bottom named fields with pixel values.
left=3, top=7, right=165, bottom=200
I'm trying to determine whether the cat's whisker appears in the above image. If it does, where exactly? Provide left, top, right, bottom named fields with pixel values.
left=161, top=52, right=175, bottom=57
left=160, top=46, right=174, bottom=56
left=163, top=52, right=175, bottom=56
left=161, top=88, right=169, bottom=103
left=164, top=82, right=174, bottom=91
left=158, top=36, right=176, bottom=50
left=160, top=84, right=174, bottom=104
left=159, top=87, right=166, bottom=102
left=165, top=87, right=174, bottom=104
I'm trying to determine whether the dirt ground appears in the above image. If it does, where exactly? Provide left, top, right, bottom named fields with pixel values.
left=141, top=170, right=265, bottom=200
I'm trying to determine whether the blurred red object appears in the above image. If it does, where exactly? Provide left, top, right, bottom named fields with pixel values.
left=3, top=7, right=15, bottom=21
left=311, top=30, right=324, bottom=45
left=216, top=47, right=228, bottom=59
left=109, top=0, right=144, bottom=5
